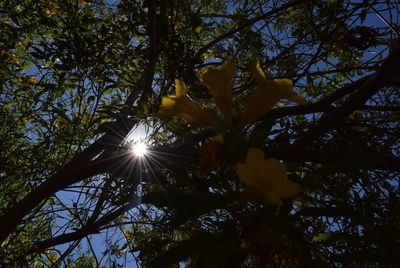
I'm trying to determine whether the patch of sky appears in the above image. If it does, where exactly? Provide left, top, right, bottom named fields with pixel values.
left=52, top=178, right=142, bottom=266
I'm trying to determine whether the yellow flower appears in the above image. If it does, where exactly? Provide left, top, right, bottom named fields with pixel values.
left=198, top=62, right=235, bottom=120
left=158, top=79, right=213, bottom=126
left=236, top=148, right=301, bottom=205
left=240, top=61, right=307, bottom=127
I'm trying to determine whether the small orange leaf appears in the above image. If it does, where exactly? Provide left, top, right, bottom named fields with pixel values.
left=50, top=253, right=59, bottom=261
left=46, top=3, right=62, bottom=15
left=26, top=76, right=37, bottom=85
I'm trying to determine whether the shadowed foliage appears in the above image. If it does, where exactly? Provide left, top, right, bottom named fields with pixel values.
left=1, top=0, right=400, bottom=267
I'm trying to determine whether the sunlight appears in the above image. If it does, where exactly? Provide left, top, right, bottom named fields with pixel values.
left=131, top=142, right=148, bottom=157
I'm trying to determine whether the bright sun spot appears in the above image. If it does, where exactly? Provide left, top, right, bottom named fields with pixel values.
left=132, top=142, right=148, bottom=157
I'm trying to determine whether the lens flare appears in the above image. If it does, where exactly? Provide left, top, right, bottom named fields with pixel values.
left=132, top=142, right=148, bottom=157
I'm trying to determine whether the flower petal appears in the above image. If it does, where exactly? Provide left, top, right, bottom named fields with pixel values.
left=174, top=79, right=188, bottom=97
left=158, top=80, right=213, bottom=126
left=198, top=62, right=235, bottom=119
left=246, top=148, right=265, bottom=165
left=161, top=96, right=177, bottom=109
left=240, top=61, right=307, bottom=127
left=264, top=158, right=287, bottom=181
left=221, top=61, right=235, bottom=77
left=287, top=93, right=308, bottom=105
left=158, top=96, right=178, bottom=119
left=236, top=162, right=254, bottom=186
left=265, top=193, right=283, bottom=205
left=236, top=148, right=301, bottom=205
left=249, top=60, right=267, bottom=82
left=174, top=96, right=213, bottom=126
left=236, top=148, right=265, bottom=186
left=240, top=85, right=280, bottom=127
left=272, top=179, right=302, bottom=198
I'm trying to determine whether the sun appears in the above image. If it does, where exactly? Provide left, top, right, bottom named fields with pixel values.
left=131, top=142, right=148, bottom=157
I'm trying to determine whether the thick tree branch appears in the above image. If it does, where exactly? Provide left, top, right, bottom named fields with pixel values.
left=265, top=146, right=400, bottom=172
left=30, top=197, right=140, bottom=253
left=263, top=75, right=371, bottom=118
left=0, top=4, right=160, bottom=243
left=282, top=46, right=400, bottom=154
left=0, top=151, right=133, bottom=243
left=196, top=0, right=308, bottom=58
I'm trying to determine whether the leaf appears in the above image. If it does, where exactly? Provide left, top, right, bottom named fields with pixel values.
left=312, top=232, right=357, bottom=244
left=1, top=238, right=9, bottom=247
left=87, top=95, right=95, bottom=103
left=312, top=233, right=334, bottom=242
left=78, top=0, right=92, bottom=5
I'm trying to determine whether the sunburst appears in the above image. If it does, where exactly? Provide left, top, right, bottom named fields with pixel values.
left=131, top=141, right=148, bottom=157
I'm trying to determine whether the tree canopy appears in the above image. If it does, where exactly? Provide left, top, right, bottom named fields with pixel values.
left=1, top=0, right=400, bottom=267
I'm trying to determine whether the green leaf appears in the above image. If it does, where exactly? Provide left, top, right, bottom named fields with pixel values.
left=312, top=232, right=358, bottom=244
left=87, top=95, right=95, bottom=103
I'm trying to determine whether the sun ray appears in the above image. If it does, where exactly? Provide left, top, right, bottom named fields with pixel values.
left=131, top=142, right=148, bottom=157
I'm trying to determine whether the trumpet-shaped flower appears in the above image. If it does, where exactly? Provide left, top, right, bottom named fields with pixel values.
left=198, top=62, right=235, bottom=120
left=236, top=148, right=301, bottom=205
left=158, top=79, right=213, bottom=126
left=240, top=61, right=307, bottom=127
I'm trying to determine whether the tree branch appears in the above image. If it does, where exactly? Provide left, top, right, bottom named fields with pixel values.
left=282, top=46, right=400, bottom=154
left=30, top=197, right=140, bottom=253
left=0, top=4, right=160, bottom=243
left=196, top=0, right=308, bottom=58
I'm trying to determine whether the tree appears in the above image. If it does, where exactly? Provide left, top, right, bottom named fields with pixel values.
left=1, top=0, right=400, bottom=266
